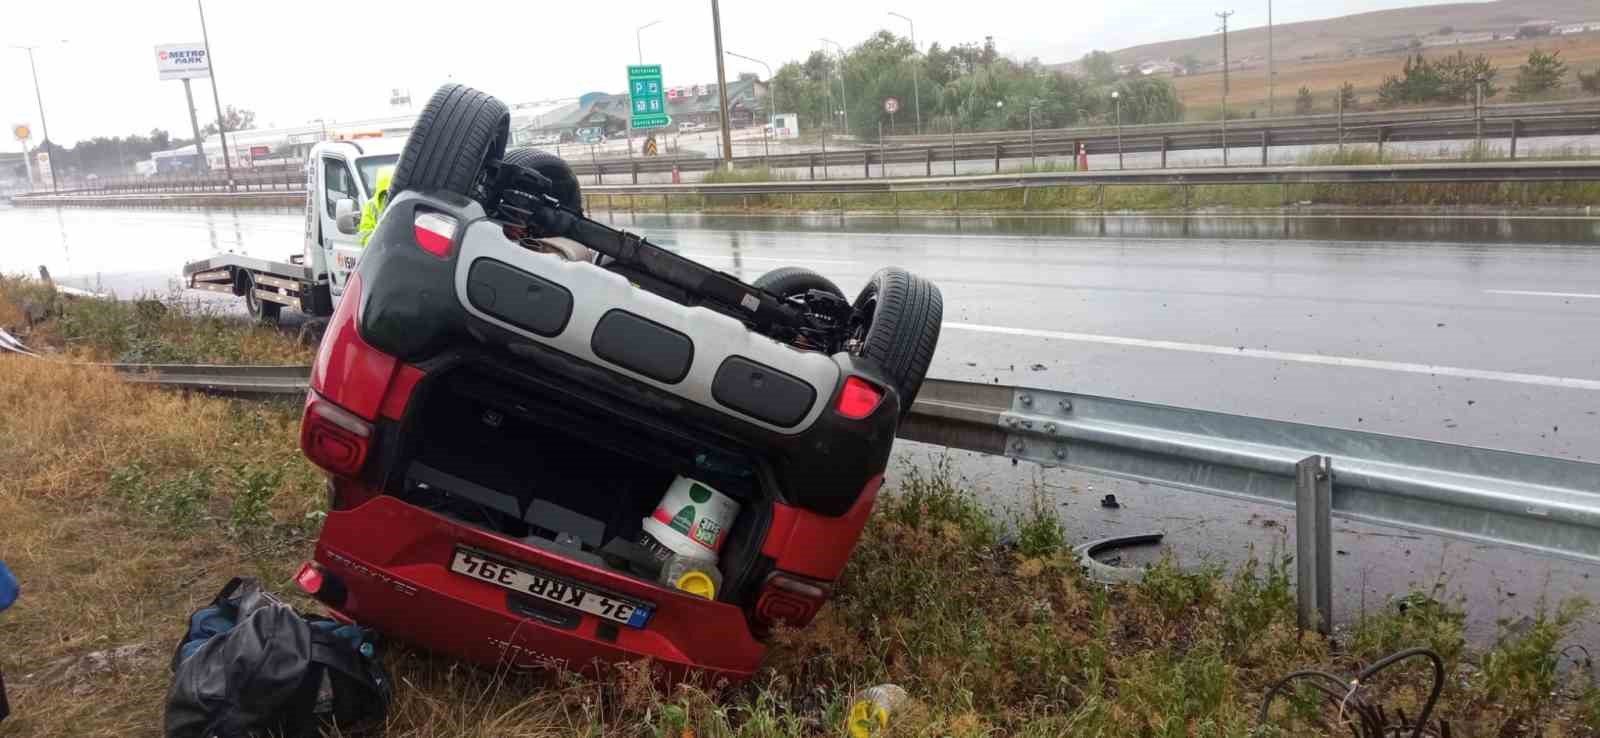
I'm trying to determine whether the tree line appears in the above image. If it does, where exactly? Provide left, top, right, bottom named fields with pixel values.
left=14, top=105, right=256, bottom=181
left=770, top=33, right=1183, bottom=139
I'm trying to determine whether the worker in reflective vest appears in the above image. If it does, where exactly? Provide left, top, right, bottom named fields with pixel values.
left=357, top=166, right=395, bottom=246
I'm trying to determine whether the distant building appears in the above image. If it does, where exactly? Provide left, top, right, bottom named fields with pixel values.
left=515, top=77, right=769, bottom=142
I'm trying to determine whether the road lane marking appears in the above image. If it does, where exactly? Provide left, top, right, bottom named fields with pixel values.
left=1485, top=289, right=1600, bottom=299
left=943, top=322, right=1600, bottom=391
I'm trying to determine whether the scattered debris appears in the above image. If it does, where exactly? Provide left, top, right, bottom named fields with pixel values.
left=1099, top=494, right=1120, bottom=509
left=1028, top=363, right=1047, bottom=371
left=848, top=684, right=915, bottom=738
left=1074, top=532, right=1165, bottom=584
left=1259, top=647, right=1448, bottom=738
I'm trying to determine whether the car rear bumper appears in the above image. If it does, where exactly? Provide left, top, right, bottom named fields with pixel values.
left=307, top=494, right=768, bottom=681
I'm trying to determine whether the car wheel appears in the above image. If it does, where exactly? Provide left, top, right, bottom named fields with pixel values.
left=240, top=271, right=281, bottom=324
left=391, top=84, right=509, bottom=198
left=849, top=267, right=942, bottom=415
left=502, top=148, right=583, bottom=213
left=752, top=266, right=845, bottom=300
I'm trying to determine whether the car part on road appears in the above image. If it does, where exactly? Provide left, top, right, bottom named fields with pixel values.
left=1073, top=532, right=1165, bottom=585
left=390, top=84, right=509, bottom=198
left=1257, top=647, right=1447, bottom=738
left=849, top=267, right=944, bottom=415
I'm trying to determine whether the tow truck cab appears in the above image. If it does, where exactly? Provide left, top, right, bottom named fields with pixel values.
left=184, top=138, right=404, bottom=320
left=301, top=139, right=405, bottom=310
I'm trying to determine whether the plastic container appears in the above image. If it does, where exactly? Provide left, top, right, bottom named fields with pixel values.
left=640, top=476, right=740, bottom=562
left=847, top=684, right=911, bottom=738
left=660, top=554, right=724, bottom=600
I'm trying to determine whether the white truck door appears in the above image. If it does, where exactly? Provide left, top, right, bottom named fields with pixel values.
left=318, top=155, right=365, bottom=296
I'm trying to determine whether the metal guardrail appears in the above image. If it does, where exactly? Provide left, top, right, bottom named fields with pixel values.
left=106, top=363, right=1600, bottom=576
left=16, top=101, right=1600, bottom=199
left=581, top=160, right=1600, bottom=201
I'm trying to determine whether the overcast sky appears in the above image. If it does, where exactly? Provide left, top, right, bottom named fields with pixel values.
left=3, top=0, right=1470, bottom=145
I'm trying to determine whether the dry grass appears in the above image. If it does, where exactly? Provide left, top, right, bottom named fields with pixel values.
left=1173, top=33, right=1600, bottom=114
left=1, top=298, right=1597, bottom=736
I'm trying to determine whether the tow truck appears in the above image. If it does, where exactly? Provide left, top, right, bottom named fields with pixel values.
left=182, top=138, right=405, bottom=323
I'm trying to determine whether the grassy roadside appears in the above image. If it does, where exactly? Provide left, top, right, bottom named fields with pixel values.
left=2, top=287, right=1597, bottom=736
left=598, top=147, right=1600, bottom=216
left=0, top=275, right=313, bottom=364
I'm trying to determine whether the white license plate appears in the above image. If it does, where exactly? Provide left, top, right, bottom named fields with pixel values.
left=450, top=548, right=654, bottom=629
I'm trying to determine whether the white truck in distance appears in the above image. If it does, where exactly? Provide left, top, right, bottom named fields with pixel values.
left=182, top=138, right=404, bottom=322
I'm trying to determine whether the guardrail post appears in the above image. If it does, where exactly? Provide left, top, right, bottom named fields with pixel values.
left=993, top=144, right=1001, bottom=174
left=925, top=147, right=933, bottom=177
left=864, top=152, right=870, bottom=179
left=809, top=154, right=816, bottom=180
left=1295, top=455, right=1334, bottom=635
left=1510, top=119, right=1521, bottom=160
left=631, top=162, right=639, bottom=185
left=1021, top=187, right=1030, bottom=209
left=1096, top=184, right=1105, bottom=211
left=1261, top=130, right=1270, bottom=166
left=1377, top=127, right=1389, bottom=157
left=1160, top=136, right=1168, bottom=169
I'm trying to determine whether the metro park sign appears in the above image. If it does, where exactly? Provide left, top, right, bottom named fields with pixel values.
left=155, top=43, right=210, bottom=81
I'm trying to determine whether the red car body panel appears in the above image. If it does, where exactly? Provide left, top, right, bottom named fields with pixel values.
left=762, top=476, right=883, bottom=581
left=313, top=493, right=769, bottom=680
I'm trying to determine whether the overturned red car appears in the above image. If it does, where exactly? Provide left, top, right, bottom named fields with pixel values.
left=295, top=84, right=942, bottom=681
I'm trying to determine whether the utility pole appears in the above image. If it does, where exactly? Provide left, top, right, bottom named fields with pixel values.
left=710, top=0, right=734, bottom=167
left=13, top=45, right=59, bottom=192
left=197, top=0, right=235, bottom=190
left=889, top=12, right=922, bottom=135
left=1217, top=10, right=1234, bottom=166
left=182, top=78, right=208, bottom=171
left=1267, top=0, right=1275, bottom=116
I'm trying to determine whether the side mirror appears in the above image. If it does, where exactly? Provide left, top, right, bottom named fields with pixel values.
left=334, top=198, right=360, bottom=235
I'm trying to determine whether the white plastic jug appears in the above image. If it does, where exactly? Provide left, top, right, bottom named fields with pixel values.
left=640, top=476, right=740, bottom=562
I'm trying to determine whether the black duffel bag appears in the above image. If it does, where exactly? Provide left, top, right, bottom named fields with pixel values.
left=164, top=577, right=390, bottom=738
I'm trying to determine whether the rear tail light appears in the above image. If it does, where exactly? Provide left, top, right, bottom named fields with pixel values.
left=413, top=211, right=458, bottom=258
left=294, top=562, right=347, bottom=607
left=835, top=376, right=885, bottom=419
left=300, top=393, right=374, bottom=477
left=755, top=572, right=832, bottom=628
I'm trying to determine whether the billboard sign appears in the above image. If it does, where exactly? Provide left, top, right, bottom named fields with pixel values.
left=155, top=43, right=210, bottom=81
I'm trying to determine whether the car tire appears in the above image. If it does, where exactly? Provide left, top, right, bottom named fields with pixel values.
left=391, top=84, right=509, bottom=198
left=502, top=148, right=583, bottom=213
left=850, top=267, right=942, bottom=415
left=240, top=271, right=281, bottom=324
left=752, top=266, right=845, bottom=300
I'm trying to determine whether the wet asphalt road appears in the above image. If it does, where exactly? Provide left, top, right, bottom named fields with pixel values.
left=3, top=204, right=1598, bottom=644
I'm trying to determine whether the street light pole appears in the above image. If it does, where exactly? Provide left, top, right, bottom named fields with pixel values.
left=888, top=12, right=922, bottom=135
left=1112, top=90, right=1123, bottom=170
left=710, top=0, right=734, bottom=167
left=12, top=45, right=59, bottom=192
left=197, top=0, right=236, bottom=190
left=726, top=51, right=775, bottom=126
left=821, top=38, right=849, bottom=135
left=636, top=20, right=662, bottom=65
left=1267, top=0, right=1275, bottom=116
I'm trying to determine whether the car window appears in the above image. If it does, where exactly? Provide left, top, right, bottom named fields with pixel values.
left=355, top=154, right=399, bottom=195
left=323, top=157, right=359, bottom=219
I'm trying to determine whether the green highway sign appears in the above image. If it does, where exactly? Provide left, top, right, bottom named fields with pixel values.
left=628, top=64, right=670, bottom=130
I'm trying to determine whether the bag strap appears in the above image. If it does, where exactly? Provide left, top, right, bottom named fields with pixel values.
left=307, top=628, right=387, bottom=699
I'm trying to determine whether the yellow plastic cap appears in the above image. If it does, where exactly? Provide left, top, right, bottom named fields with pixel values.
left=675, top=571, right=716, bottom=600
